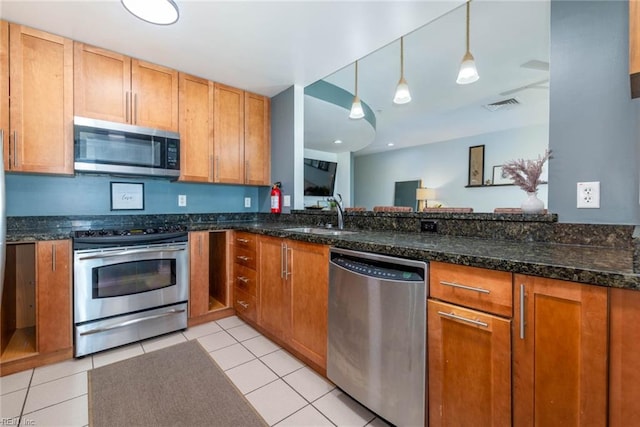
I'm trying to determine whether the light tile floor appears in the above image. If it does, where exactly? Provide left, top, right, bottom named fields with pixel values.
left=0, top=316, right=389, bottom=427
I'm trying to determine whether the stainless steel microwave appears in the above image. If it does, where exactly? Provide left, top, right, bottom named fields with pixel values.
left=74, top=116, right=180, bottom=178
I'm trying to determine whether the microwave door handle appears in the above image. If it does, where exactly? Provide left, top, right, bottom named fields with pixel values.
left=77, top=246, right=186, bottom=260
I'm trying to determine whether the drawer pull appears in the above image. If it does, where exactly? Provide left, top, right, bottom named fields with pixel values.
left=237, top=255, right=251, bottom=262
left=440, top=280, right=490, bottom=294
left=237, top=300, right=249, bottom=309
left=237, top=238, right=250, bottom=244
left=237, top=276, right=250, bottom=284
left=437, top=311, right=488, bottom=328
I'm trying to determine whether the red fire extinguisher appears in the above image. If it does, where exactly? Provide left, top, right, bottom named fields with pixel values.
left=270, top=182, right=282, bottom=214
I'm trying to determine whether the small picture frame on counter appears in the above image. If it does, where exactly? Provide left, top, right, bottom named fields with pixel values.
left=111, top=182, right=144, bottom=210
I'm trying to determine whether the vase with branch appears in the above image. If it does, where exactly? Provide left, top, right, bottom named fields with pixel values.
left=502, top=149, right=551, bottom=213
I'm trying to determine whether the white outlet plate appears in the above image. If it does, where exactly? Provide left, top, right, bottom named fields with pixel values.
left=283, top=195, right=291, bottom=207
left=577, top=182, right=600, bottom=208
left=178, top=194, right=187, bottom=207
left=244, top=197, right=251, bottom=208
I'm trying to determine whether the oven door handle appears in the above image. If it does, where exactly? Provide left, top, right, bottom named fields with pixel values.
left=78, top=309, right=186, bottom=336
left=77, top=246, right=186, bottom=260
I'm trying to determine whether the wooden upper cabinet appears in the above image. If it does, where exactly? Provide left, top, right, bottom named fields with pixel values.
left=1, top=21, right=8, bottom=171
left=36, top=240, right=72, bottom=354
left=179, top=73, right=214, bottom=182
left=244, top=92, right=271, bottom=186
left=631, top=0, right=640, bottom=97
left=74, top=43, right=130, bottom=124
left=609, top=288, right=640, bottom=426
left=513, top=275, right=608, bottom=427
left=213, top=83, right=245, bottom=184
left=131, top=59, right=178, bottom=131
left=8, top=24, right=73, bottom=174
left=74, top=43, right=178, bottom=131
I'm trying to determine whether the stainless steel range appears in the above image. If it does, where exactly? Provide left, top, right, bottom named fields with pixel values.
left=73, top=226, right=189, bottom=357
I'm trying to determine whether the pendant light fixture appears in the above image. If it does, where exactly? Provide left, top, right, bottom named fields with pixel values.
left=122, top=0, right=180, bottom=25
left=456, top=1, right=479, bottom=85
left=393, top=37, right=411, bottom=104
left=349, top=61, right=365, bottom=119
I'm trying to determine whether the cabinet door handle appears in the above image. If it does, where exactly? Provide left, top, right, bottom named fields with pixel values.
left=440, top=280, right=490, bottom=294
left=281, top=243, right=286, bottom=279
left=245, top=160, right=249, bottom=183
left=12, top=131, right=17, bottom=168
left=198, top=235, right=202, bottom=256
left=126, top=91, right=131, bottom=123
left=237, top=276, right=250, bottom=284
left=285, top=246, right=292, bottom=277
left=133, top=93, right=138, bottom=124
left=236, top=255, right=250, bottom=262
left=519, top=283, right=526, bottom=339
left=437, top=311, right=488, bottom=328
left=52, top=244, right=56, bottom=272
left=237, top=238, right=249, bottom=244
left=215, top=156, right=220, bottom=181
left=237, top=300, right=249, bottom=309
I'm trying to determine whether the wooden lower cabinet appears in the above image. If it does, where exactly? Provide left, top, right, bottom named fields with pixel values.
left=188, top=231, right=233, bottom=325
left=1, top=240, right=72, bottom=376
left=512, top=275, right=608, bottom=426
left=257, top=235, right=329, bottom=371
left=428, top=299, right=511, bottom=427
left=232, top=232, right=259, bottom=324
left=609, top=287, right=640, bottom=426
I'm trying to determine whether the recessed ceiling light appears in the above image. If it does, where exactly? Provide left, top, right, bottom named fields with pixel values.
left=334, top=139, right=343, bottom=144
left=387, top=142, right=395, bottom=147
left=122, top=0, right=180, bottom=25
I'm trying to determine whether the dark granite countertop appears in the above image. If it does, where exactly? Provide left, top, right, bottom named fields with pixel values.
left=8, top=217, right=639, bottom=291
left=221, top=222, right=637, bottom=290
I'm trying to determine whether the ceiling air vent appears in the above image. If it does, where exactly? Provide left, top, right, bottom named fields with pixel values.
left=482, top=97, right=520, bottom=112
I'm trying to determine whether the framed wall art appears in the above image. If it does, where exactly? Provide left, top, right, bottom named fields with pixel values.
left=111, top=182, right=144, bottom=210
left=468, top=145, right=485, bottom=186
left=492, top=165, right=512, bottom=185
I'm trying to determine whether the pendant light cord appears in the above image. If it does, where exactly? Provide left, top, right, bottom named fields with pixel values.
left=400, top=37, right=405, bottom=77
left=355, top=60, right=359, bottom=96
left=465, top=1, right=471, bottom=53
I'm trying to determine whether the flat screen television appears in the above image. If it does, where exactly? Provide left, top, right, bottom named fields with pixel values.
left=304, top=158, right=338, bottom=196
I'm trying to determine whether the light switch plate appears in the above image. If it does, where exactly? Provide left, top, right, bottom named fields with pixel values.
left=178, top=195, right=187, bottom=207
left=284, top=195, right=291, bottom=207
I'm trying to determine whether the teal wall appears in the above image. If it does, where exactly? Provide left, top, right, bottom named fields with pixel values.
left=7, top=174, right=264, bottom=216
left=548, top=0, right=640, bottom=224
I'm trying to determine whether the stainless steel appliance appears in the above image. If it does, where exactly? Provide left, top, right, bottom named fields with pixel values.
left=73, top=116, right=180, bottom=178
left=73, top=226, right=188, bottom=357
left=328, top=248, right=428, bottom=427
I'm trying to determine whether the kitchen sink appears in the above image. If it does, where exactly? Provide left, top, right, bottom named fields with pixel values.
left=283, top=227, right=358, bottom=236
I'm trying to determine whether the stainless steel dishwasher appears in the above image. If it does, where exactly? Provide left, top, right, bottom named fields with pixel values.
left=327, top=247, right=428, bottom=427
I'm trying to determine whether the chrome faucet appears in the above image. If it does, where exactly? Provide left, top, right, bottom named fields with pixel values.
left=329, top=194, right=344, bottom=230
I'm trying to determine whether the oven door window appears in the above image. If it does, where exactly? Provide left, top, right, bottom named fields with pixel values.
left=92, top=259, right=176, bottom=298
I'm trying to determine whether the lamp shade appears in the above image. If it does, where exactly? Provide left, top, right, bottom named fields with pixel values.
left=416, top=187, right=435, bottom=200
left=122, top=0, right=179, bottom=25
left=456, top=51, right=479, bottom=84
left=349, top=96, right=365, bottom=120
left=393, top=77, right=412, bottom=104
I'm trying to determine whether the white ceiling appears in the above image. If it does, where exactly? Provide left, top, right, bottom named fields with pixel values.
left=0, top=0, right=462, bottom=96
left=1, top=0, right=549, bottom=157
